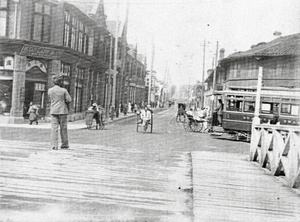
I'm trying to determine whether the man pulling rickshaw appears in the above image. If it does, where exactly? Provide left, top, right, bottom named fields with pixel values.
left=85, top=103, right=104, bottom=130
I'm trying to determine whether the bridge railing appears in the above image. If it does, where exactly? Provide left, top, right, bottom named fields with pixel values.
left=250, top=124, right=300, bottom=188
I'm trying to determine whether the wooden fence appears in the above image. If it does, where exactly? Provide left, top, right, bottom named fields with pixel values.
left=250, top=124, right=300, bottom=188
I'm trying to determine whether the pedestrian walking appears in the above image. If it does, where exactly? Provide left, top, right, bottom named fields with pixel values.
left=48, top=74, right=72, bottom=150
left=134, top=103, right=138, bottom=113
left=123, top=104, right=128, bottom=116
left=27, top=102, right=39, bottom=125
left=128, top=101, right=132, bottom=113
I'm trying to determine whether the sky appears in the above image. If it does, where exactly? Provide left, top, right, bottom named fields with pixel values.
left=103, top=0, right=300, bottom=86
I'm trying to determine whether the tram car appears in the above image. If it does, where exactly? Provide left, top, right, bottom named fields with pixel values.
left=216, top=90, right=300, bottom=139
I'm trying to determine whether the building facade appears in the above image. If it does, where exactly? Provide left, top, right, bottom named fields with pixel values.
left=204, top=33, right=300, bottom=110
left=123, top=46, right=146, bottom=106
left=220, top=34, right=300, bottom=91
left=0, top=0, right=147, bottom=123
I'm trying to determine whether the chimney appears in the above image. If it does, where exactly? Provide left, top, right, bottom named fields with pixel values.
left=219, top=48, right=225, bottom=60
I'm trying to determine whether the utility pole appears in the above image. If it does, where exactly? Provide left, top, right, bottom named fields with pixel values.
left=201, top=40, right=206, bottom=109
left=211, top=41, right=219, bottom=114
left=105, top=34, right=113, bottom=120
left=111, top=0, right=119, bottom=119
left=212, top=41, right=219, bottom=94
left=148, top=39, right=155, bottom=106
left=253, top=67, right=263, bottom=124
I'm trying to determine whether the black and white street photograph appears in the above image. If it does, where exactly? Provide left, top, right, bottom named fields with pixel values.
left=0, top=0, right=300, bottom=221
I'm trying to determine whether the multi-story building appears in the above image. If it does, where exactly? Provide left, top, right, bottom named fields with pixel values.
left=145, top=70, right=157, bottom=106
left=204, top=33, right=300, bottom=109
left=0, top=0, right=149, bottom=123
left=123, top=45, right=146, bottom=106
left=0, top=0, right=112, bottom=123
left=220, top=33, right=300, bottom=91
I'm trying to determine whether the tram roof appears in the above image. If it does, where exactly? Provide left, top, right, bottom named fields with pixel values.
left=215, top=90, right=300, bottom=99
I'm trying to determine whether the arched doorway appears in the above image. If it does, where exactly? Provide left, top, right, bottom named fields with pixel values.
left=23, top=60, right=48, bottom=118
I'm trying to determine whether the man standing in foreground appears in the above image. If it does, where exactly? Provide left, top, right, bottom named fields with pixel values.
left=48, top=74, right=72, bottom=150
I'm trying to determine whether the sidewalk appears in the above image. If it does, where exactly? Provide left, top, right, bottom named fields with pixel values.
left=0, top=112, right=137, bottom=130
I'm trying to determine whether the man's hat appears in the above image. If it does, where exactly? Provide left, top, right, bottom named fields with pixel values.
left=52, top=74, right=63, bottom=85
left=92, top=103, right=97, bottom=106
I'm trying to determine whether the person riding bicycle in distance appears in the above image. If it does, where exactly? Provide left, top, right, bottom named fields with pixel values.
left=140, top=105, right=152, bottom=133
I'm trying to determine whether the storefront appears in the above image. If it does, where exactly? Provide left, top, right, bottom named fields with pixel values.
left=0, top=40, right=108, bottom=123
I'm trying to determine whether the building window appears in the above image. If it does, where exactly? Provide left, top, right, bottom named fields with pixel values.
left=60, top=62, right=71, bottom=92
left=60, top=62, right=71, bottom=77
left=88, top=29, right=94, bottom=56
left=63, top=11, right=70, bottom=47
left=77, top=21, right=84, bottom=52
left=74, top=68, right=84, bottom=112
left=32, top=2, right=52, bottom=42
left=71, top=17, right=78, bottom=50
left=83, top=27, right=89, bottom=54
left=63, top=12, right=90, bottom=54
left=0, top=0, right=8, bottom=37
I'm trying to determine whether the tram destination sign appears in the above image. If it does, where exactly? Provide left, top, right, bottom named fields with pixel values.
left=20, top=44, right=63, bottom=59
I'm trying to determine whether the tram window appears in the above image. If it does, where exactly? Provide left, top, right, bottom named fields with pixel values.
left=227, top=99, right=243, bottom=111
left=281, top=104, right=299, bottom=116
left=291, top=105, right=299, bottom=115
left=244, top=101, right=255, bottom=112
left=261, top=102, right=279, bottom=114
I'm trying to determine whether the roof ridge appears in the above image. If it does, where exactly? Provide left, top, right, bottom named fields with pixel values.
left=226, top=33, right=300, bottom=59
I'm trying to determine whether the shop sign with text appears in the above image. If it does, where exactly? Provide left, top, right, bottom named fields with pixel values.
left=20, top=45, right=63, bottom=59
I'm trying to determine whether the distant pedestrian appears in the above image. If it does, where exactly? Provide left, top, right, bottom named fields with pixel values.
left=27, top=102, right=39, bottom=125
left=270, top=113, right=279, bottom=125
left=134, top=103, right=138, bottom=113
left=48, top=74, right=72, bottom=150
left=128, top=101, right=132, bottom=113
left=123, top=104, right=127, bottom=116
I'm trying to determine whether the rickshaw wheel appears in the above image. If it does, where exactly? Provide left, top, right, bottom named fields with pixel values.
left=190, top=122, right=198, bottom=132
left=98, top=118, right=105, bottom=130
left=196, top=122, right=204, bottom=132
left=183, top=120, right=191, bottom=131
left=98, top=123, right=104, bottom=130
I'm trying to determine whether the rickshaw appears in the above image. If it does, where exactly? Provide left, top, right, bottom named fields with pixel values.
left=85, top=108, right=105, bottom=130
left=183, top=112, right=208, bottom=132
left=136, top=108, right=153, bottom=133
left=176, top=103, right=186, bottom=122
